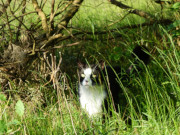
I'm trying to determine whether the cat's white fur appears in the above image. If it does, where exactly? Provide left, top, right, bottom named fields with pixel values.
left=81, top=68, right=93, bottom=86
left=79, top=68, right=107, bottom=117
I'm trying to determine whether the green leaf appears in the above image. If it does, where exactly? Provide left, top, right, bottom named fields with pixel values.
left=167, top=20, right=180, bottom=30
left=7, top=119, right=21, bottom=126
left=113, top=46, right=122, bottom=53
left=0, top=120, right=7, bottom=134
left=172, top=30, right=180, bottom=37
left=171, top=2, right=180, bottom=9
left=0, top=94, right=6, bottom=101
left=15, top=100, right=25, bottom=117
left=172, top=20, right=180, bottom=28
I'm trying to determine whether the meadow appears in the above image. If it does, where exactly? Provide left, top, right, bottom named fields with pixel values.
left=0, top=0, right=180, bottom=134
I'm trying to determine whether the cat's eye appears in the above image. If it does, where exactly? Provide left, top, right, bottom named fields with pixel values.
left=81, top=74, right=85, bottom=78
left=92, top=74, right=97, bottom=78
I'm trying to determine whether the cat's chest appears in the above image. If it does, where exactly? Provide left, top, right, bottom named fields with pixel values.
left=79, top=85, right=107, bottom=116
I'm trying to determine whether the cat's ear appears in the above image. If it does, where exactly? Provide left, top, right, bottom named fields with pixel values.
left=99, top=60, right=105, bottom=70
left=93, top=60, right=105, bottom=70
left=78, top=62, right=84, bottom=69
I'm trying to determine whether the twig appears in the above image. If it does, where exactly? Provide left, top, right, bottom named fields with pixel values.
left=49, top=0, right=55, bottom=34
left=53, top=1, right=72, bottom=21
left=16, top=0, right=26, bottom=42
left=0, top=0, right=12, bottom=9
left=41, top=0, right=47, bottom=9
left=57, top=24, right=74, bottom=38
left=42, top=52, right=67, bottom=133
left=61, top=75, right=77, bottom=135
left=108, top=0, right=155, bottom=22
left=58, top=0, right=84, bottom=31
left=10, top=127, right=21, bottom=135
left=43, top=52, right=62, bottom=89
left=70, top=19, right=172, bottom=35
left=0, top=11, right=37, bottom=28
left=40, top=33, right=63, bottom=49
left=104, top=12, right=130, bottom=28
left=13, top=0, right=24, bottom=13
left=57, top=86, right=66, bottom=134
left=1, top=0, right=12, bottom=44
left=9, top=4, right=29, bottom=31
left=31, top=1, right=72, bottom=36
left=54, top=42, right=81, bottom=49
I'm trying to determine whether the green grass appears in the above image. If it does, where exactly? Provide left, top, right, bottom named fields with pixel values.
left=1, top=36, right=179, bottom=134
left=0, top=0, right=180, bottom=134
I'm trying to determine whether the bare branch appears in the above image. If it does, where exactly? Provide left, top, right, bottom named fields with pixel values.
left=37, top=0, right=84, bottom=50
left=0, top=0, right=12, bottom=9
left=8, top=0, right=29, bottom=38
left=108, top=0, right=155, bottom=22
left=32, top=0, right=49, bottom=37
left=58, top=0, right=84, bottom=31
left=40, top=0, right=48, bottom=9
left=16, top=0, right=26, bottom=42
left=1, top=0, right=13, bottom=44
left=49, top=0, right=55, bottom=33
left=53, top=1, right=72, bottom=19
left=40, top=34, right=63, bottom=49
left=49, top=1, right=71, bottom=23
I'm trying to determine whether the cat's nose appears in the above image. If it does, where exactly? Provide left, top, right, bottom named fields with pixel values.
left=85, top=80, right=88, bottom=83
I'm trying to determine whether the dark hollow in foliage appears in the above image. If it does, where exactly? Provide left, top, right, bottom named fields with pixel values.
left=132, top=45, right=150, bottom=65
left=102, top=46, right=150, bottom=124
left=126, top=45, right=150, bottom=74
left=78, top=45, right=150, bottom=125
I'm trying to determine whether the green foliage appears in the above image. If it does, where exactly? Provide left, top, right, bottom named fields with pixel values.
left=170, top=2, right=180, bottom=11
left=15, top=100, right=25, bottom=117
left=168, top=20, right=180, bottom=30
left=167, top=2, right=180, bottom=38
left=167, top=20, right=180, bottom=37
left=0, top=94, right=6, bottom=101
left=110, top=46, right=123, bottom=61
left=0, top=120, right=7, bottom=134
left=0, top=0, right=180, bottom=134
left=7, top=119, right=21, bottom=126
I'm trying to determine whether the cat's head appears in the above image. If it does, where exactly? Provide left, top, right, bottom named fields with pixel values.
left=132, top=45, right=150, bottom=65
left=78, top=61, right=105, bottom=86
left=127, top=45, right=150, bottom=74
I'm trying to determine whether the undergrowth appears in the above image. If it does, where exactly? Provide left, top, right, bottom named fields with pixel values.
left=0, top=0, right=180, bottom=134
